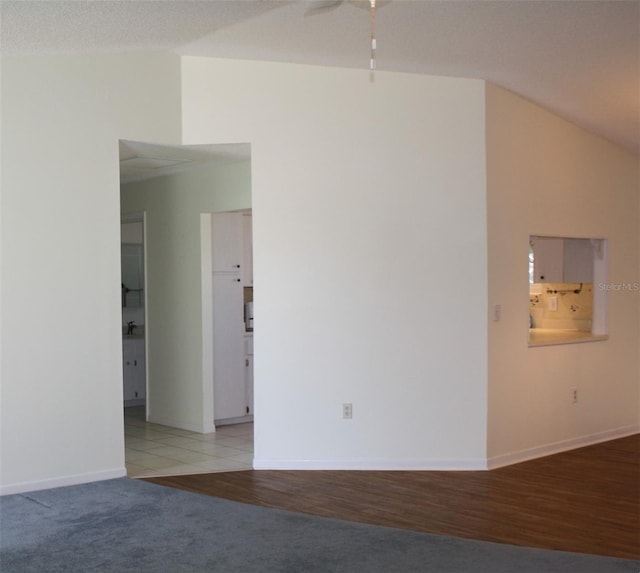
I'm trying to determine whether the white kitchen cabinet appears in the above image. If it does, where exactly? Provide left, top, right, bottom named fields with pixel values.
left=123, top=338, right=145, bottom=405
left=532, top=237, right=593, bottom=283
left=562, top=238, right=594, bottom=283
left=532, top=237, right=563, bottom=283
left=212, top=211, right=252, bottom=283
left=212, top=212, right=243, bottom=273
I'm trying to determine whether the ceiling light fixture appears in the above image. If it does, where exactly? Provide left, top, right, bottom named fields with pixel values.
left=369, top=0, right=377, bottom=70
left=307, top=0, right=388, bottom=71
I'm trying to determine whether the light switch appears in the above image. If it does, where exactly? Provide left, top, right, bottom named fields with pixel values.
left=548, top=296, right=558, bottom=311
left=493, top=304, right=501, bottom=322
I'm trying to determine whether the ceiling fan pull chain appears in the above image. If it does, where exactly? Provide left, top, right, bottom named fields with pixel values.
left=370, top=0, right=377, bottom=70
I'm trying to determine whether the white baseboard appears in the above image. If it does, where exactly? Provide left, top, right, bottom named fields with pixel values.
left=0, top=467, right=127, bottom=496
left=255, top=426, right=639, bottom=471
left=253, top=458, right=488, bottom=471
left=215, top=414, right=254, bottom=427
left=487, top=425, right=640, bottom=470
left=147, top=414, right=214, bottom=434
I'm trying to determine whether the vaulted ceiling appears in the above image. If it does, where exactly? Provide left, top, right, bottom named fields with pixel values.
left=2, top=1, right=639, bottom=155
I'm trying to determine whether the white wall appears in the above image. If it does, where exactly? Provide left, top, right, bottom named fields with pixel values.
left=182, top=58, right=489, bottom=469
left=121, top=222, right=143, bottom=244
left=7, top=52, right=629, bottom=492
left=486, top=84, right=640, bottom=466
left=120, top=160, right=251, bottom=432
left=0, top=53, right=182, bottom=494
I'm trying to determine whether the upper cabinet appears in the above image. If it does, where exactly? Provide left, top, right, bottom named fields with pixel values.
left=212, top=211, right=253, bottom=285
left=532, top=237, right=563, bottom=283
left=212, top=213, right=243, bottom=273
left=531, top=236, right=594, bottom=283
left=562, top=239, right=594, bottom=283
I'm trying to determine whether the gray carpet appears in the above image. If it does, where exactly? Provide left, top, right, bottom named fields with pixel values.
left=1, top=477, right=637, bottom=572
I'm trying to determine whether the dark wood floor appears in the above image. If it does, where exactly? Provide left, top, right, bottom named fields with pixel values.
left=145, top=434, right=639, bottom=560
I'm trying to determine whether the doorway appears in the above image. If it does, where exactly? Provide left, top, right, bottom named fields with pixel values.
left=119, top=140, right=252, bottom=441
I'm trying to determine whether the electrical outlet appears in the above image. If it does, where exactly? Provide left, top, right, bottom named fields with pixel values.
left=572, top=388, right=578, bottom=404
left=342, top=403, right=353, bottom=419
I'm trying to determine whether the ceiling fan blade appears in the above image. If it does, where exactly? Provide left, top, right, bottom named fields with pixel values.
left=305, top=0, right=344, bottom=16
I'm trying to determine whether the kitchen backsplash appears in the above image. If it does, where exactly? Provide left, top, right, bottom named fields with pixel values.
left=529, top=283, right=593, bottom=331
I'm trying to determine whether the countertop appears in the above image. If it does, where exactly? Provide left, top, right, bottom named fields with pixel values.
left=528, top=328, right=608, bottom=347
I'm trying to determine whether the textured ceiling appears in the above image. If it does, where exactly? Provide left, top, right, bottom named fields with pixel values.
left=2, top=0, right=639, bottom=154
left=119, top=141, right=250, bottom=184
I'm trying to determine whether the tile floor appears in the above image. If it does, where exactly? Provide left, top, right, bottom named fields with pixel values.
left=124, top=406, right=254, bottom=478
